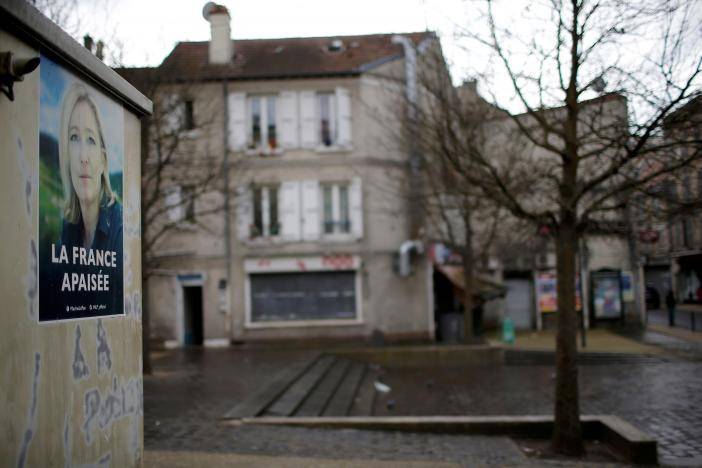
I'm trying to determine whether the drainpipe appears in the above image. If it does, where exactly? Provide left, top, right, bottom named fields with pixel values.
left=392, top=35, right=421, bottom=238
left=399, top=240, right=424, bottom=277
left=222, top=79, right=232, bottom=335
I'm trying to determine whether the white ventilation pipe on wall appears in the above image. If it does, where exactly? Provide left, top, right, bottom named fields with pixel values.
left=399, top=240, right=424, bottom=277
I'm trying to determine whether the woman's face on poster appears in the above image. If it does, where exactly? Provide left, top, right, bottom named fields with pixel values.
left=68, top=100, right=105, bottom=205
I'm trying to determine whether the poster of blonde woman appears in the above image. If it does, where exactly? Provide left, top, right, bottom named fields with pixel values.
left=39, top=55, right=124, bottom=322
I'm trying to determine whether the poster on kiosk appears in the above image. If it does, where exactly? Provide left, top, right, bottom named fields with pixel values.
left=591, top=270, right=623, bottom=320
left=38, top=54, right=124, bottom=322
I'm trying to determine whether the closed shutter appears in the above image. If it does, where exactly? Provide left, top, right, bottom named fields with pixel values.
left=279, top=91, right=299, bottom=149
left=235, top=186, right=252, bottom=240
left=505, top=279, right=533, bottom=330
left=163, top=94, right=182, bottom=134
left=299, top=91, right=317, bottom=148
left=349, top=177, right=363, bottom=239
left=250, top=272, right=357, bottom=322
left=301, top=180, right=320, bottom=240
left=336, top=87, right=352, bottom=148
left=228, top=92, right=247, bottom=150
left=165, top=186, right=182, bottom=222
left=279, top=181, right=301, bottom=241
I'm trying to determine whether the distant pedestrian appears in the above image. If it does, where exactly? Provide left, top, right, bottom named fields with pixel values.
left=666, top=290, right=676, bottom=327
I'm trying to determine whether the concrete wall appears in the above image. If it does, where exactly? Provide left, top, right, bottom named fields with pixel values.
left=0, top=28, right=143, bottom=467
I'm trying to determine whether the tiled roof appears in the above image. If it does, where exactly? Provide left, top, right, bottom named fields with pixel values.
left=114, top=66, right=160, bottom=96
left=125, top=32, right=433, bottom=83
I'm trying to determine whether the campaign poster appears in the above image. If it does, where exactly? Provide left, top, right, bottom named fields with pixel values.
left=621, top=271, right=635, bottom=302
left=536, top=272, right=557, bottom=313
left=536, top=271, right=583, bottom=314
left=38, top=54, right=124, bottom=322
left=592, top=271, right=623, bottom=319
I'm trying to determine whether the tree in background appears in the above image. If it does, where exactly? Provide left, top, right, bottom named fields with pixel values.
left=396, top=0, right=700, bottom=455
left=31, top=0, right=125, bottom=65
left=444, top=0, right=702, bottom=455
left=115, top=67, right=227, bottom=374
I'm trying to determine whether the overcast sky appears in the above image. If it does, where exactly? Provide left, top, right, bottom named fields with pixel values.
left=70, top=0, right=471, bottom=79
left=53, top=0, right=700, bottom=115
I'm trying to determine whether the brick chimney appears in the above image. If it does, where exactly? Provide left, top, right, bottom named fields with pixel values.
left=202, top=2, right=232, bottom=64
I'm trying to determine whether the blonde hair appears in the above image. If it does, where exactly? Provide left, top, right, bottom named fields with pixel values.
left=58, top=83, right=116, bottom=224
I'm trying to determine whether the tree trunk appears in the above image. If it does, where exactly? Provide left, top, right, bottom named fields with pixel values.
left=462, top=261, right=475, bottom=341
left=462, top=213, right=475, bottom=341
left=552, top=221, right=584, bottom=455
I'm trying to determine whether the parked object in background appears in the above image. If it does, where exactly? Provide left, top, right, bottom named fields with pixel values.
left=645, top=286, right=661, bottom=310
left=666, top=290, right=676, bottom=327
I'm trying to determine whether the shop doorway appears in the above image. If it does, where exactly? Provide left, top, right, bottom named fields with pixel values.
left=183, top=286, right=203, bottom=346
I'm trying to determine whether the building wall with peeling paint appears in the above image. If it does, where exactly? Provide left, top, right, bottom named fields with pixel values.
left=1, top=3, right=150, bottom=466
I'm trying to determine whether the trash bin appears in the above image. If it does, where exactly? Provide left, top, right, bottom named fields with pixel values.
left=502, top=317, right=515, bottom=344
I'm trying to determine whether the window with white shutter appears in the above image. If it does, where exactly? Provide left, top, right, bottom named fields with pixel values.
left=301, top=180, right=321, bottom=240
left=279, top=91, right=299, bottom=149
left=349, top=177, right=363, bottom=239
left=318, top=92, right=337, bottom=147
left=319, top=178, right=361, bottom=239
left=336, top=87, right=352, bottom=148
left=251, top=185, right=280, bottom=237
left=279, top=181, right=301, bottom=241
left=162, top=94, right=184, bottom=134
left=247, top=95, right=278, bottom=152
left=299, top=91, right=317, bottom=148
left=165, top=186, right=182, bottom=222
left=235, top=186, right=253, bottom=240
left=228, top=92, right=247, bottom=150
left=322, top=183, right=350, bottom=234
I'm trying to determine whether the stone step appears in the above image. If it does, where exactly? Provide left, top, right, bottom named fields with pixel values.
left=222, top=353, right=320, bottom=419
left=348, top=363, right=379, bottom=416
left=323, top=361, right=366, bottom=416
left=264, top=355, right=336, bottom=417
left=504, top=350, right=671, bottom=366
left=295, top=358, right=352, bottom=417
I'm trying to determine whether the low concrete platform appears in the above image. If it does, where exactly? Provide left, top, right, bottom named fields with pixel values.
left=233, top=415, right=657, bottom=465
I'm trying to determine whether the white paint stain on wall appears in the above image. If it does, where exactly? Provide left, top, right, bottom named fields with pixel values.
left=81, top=377, right=143, bottom=446
left=16, top=353, right=40, bottom=468
left=96, top=320, right=112, bottom=375
left=72, top=325, right=90, bottom=380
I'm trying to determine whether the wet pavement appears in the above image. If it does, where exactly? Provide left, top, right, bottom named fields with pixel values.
left=372, top=360, right=702, bottom=465
left=648, top=309, right=701, bottom=333
left=144, top=347, right=529, bottom=466
left=145, top=344, right=702, bottom=466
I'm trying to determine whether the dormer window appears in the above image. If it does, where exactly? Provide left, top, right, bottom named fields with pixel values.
left=327, top=39, right=344, bottom=53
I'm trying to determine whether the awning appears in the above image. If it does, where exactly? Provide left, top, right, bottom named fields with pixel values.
left=435, top=264, right=506, bottom=302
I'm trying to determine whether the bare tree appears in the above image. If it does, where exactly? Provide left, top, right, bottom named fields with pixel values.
left=431, top=0, right=702, bottom=455
left=116, top=67, right=226, bottom=374
left=386, top=0, right=700, bottom=456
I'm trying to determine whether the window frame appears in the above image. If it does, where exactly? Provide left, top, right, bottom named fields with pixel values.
left=321, top=182, right=352, bottom=237
left=251, top=184, right=281, bottom=238
left=317, top=92, right=337, bottom=148
left=247, top=94, right=279, bottom=153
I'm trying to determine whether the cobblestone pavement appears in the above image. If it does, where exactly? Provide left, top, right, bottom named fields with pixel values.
left=374, top=361, right=702, bottom=465
left=144, top=347, right=532, bottom=466
left=145, top=346, right=702, bottom=466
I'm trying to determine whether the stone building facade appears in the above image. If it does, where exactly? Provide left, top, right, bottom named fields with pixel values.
left=118, top=4, right=437, bottom=346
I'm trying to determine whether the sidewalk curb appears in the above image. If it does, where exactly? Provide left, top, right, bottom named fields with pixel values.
left=229, top=415, right=658, bottom=465
left=648, top=324, right=702, bottom=344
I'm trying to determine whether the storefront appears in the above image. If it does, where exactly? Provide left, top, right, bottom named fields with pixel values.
left=244, top=255, right=362, bottom=328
